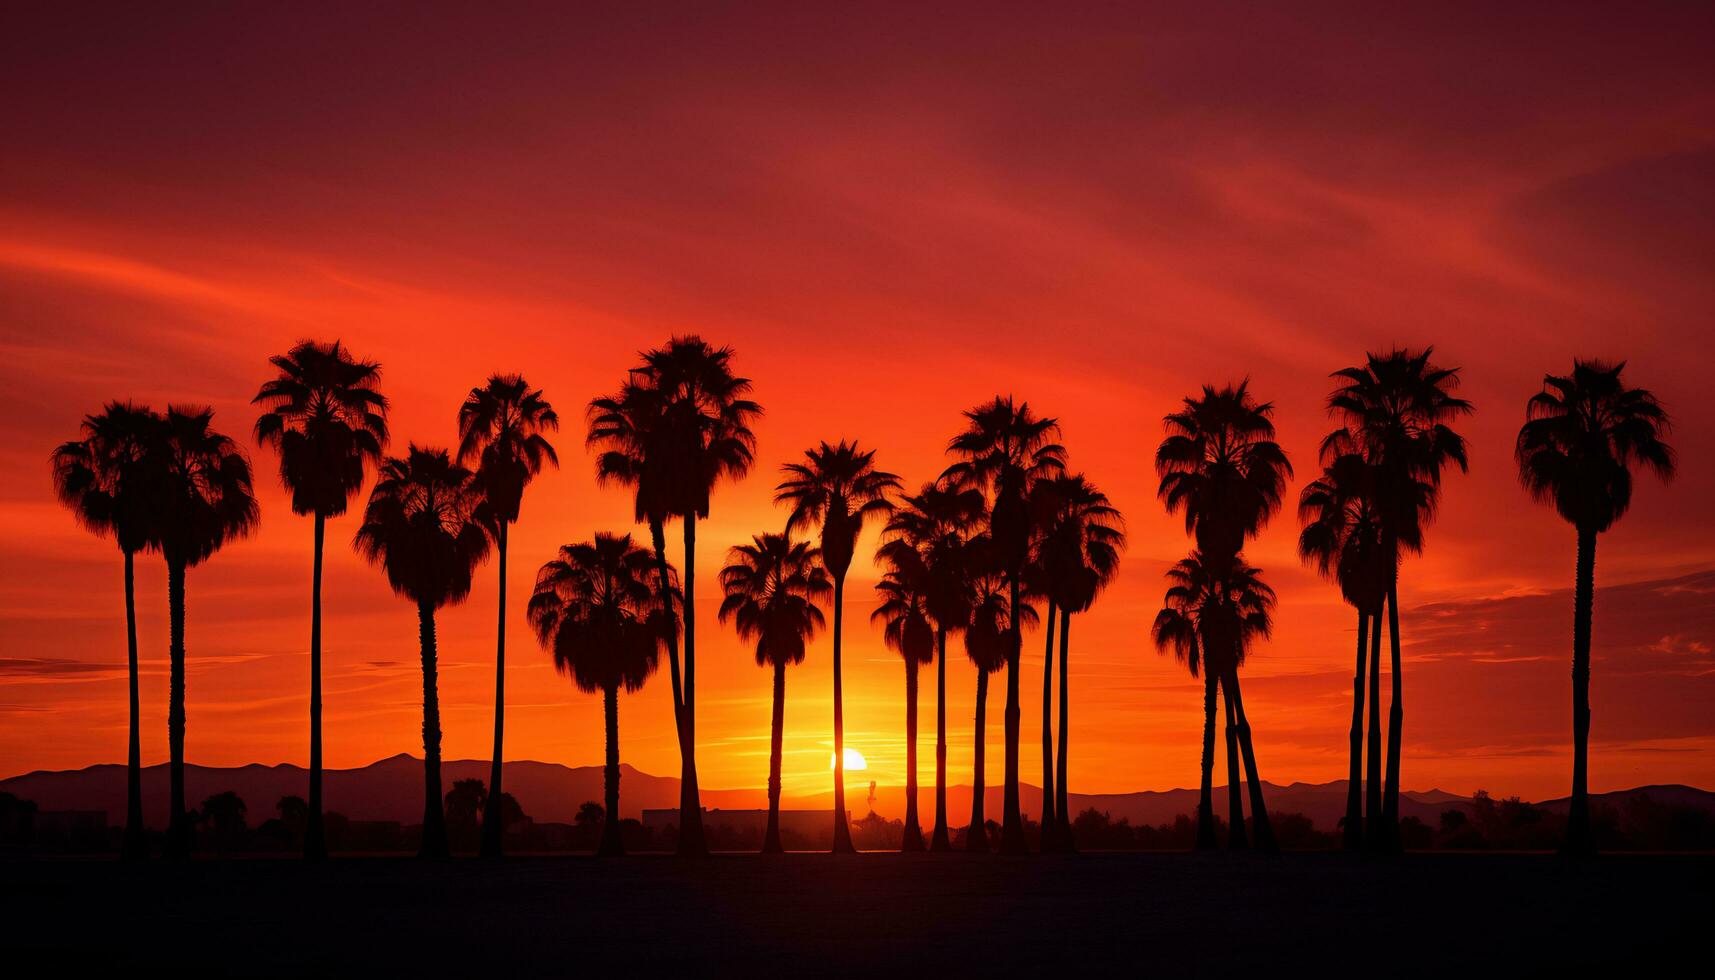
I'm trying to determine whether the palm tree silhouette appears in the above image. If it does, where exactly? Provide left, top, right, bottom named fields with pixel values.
left=1155, top=382, right=1289, bottom=852
left=1031, top=473, right=1124, bottom=850
left=873, top=542, right=935, bottom=851
left=1326, top=348, right=1469, bottom=851
left=944, top=397, right=1064, bottom=854
left=1297, top=451, right=1389, bottom=850
left=527, top=533, right=667, bottom=856
left=717, top=532, right=830, bottom=853
left=354, top=447, right=490, bottom=858
left=588, top=336, right=760, bottom=856
left=881, top=481, right=984, bottom=851
left=51, top=402, right=160, bottom=860
left=1150, top=560, right=1217, bottom=850
left=776, top=440, right=899, bottom=853
left=253, top=340, right=388, bottom=860
left=457, top=374, right=558, bottom=859
left=1516, top=360, right=1674, bottom=856
left=149, top=407, right=260, bottom=859
left=962, top=551, right=1035, bottom=852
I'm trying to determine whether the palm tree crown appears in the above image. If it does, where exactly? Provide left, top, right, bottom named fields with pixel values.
left=51, top=402, right=160, bottom=555
left=881, top=480, right=985, bottom=635
left=252, top=340, right=388, bottom=518
left=1297, top=452, right=1393, bottom=611
left=151, top=406, right=262, bottom=567
left=353, top=447, right=491, bottom=607
left=943, top=397, right=1065, bottom=570
left=528, top=533, right=668, bottom=695
left=1030, top=473, right=1126, bottom=614
left=873, top=546, right=935, bottom=670
left=1156, top=381, right=1290, bottom=563
left=1151, top=553, right=1275, bottom=678
left=458, top=374, right=558, bottom=525
left=718, top=532, right=831, bottom=668
left=776, top=440, right=900, bottom=579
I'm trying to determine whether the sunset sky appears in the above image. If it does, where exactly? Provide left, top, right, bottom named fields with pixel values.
left=3, top=2, right=1711, bottom=806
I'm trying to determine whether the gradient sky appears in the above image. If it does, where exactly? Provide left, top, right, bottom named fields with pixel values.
left=3, top=2, right=1712, bottom=804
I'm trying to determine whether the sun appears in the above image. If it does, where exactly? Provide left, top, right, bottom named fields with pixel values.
left=829, top=747, right=868, bottom=771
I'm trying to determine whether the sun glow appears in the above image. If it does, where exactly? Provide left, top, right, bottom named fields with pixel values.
left=830, top=748, right=867, bottom=771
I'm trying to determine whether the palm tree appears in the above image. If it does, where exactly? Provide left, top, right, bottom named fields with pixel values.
left=1297, top=451, right=1387, bottom=850
left=149, top=407, right=260, bottom=859
left=872, top=544, right=935, bottom=851
left=962, top=554, right=1035, bottom=851
left=717, top=532, right=830, bottom=853
left=881, top=481, right=984, bottom=851
left=1516, top=360, right=1674, bottom=855
left=944, top=397, right=1065, bottom=854
left=1326, top=348, right=1470, bottom=850
left=527, top=533, right=667, bottom=856
left=51, top=402, right=160, bottom=860
left=253, top=339, right=388, bottom=860
left=458, top=373, right=558, bottom=859
left=354, top=447, right=491, bottom=858
left=1150, top=564, right=1218, bottom=850
left=1032, top=474, right=1124, bottom=850
left=588, top=336, right=760, bottom=856
left=776, top=440, right=899, bottom=852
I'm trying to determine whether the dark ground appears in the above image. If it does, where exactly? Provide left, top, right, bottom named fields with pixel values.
left=4, top=852, right=1709, bottom=976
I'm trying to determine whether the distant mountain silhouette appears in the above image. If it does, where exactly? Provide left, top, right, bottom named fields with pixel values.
left=6, top=757, right=1707, bottom=832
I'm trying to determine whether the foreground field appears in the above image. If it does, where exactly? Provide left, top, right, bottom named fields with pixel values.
left=5, top=852, right=1709, bottom=975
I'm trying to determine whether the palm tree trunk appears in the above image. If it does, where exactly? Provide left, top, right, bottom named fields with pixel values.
left=1055, top=610, right=1072, bottom=851
left=930, top=627, right=951, bottom=852
left=648, top=518, right=696, bottom=852
left=1343, top=607, right=1368, bottom=851
left=763, top=661, right=786, bottom=854
left=1222, top=674, right=1247, bottom=850
left=306, top=513, right=327, bottom=861
left=599, top=685, right=623, bottom=857
left=966, top=669, right=990, bottom=852
left=1227, top=668, right=1277, bottom=853
left=165, top=558, right=190, bottom=860
left=1196, top=668, right=1217, bottom=850
left=831, top=572, right=855, bottom=853
left=417, top=600, right=449, bottom=858
left=678, top=517, right=707, bottom=856
left=480, top=522, right=508, bottom=859
left=1564, top=525, right=1598, bottom=856
left=1364, top=599, right=1383, bottom=844
left=1380, top=583, right=1404, bottom=852
left=902, top=658, right=924, bottom=851
left=121, top=549, right=145, bottom=860
left=999, top=573, right=1026, bottom=855
left=1038, top=601, right=1057, bottom=850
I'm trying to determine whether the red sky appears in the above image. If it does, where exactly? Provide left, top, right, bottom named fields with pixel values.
left=3, top=2, right=1712, bottom=804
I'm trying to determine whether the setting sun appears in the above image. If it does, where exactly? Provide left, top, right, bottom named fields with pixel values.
left=831, top=748, right=868, bottom=772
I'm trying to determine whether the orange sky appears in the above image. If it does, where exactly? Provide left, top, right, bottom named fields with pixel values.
left=3, top=2, right=1712, bottom=803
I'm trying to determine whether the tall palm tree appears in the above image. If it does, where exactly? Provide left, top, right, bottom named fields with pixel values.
left=589, top=336, right=760, bottom=856
left=253, top=339, right=388, bottom=860
left=1297, top=451, right=1387, bottom=850
left=1033, top=473, right=1124, bottom=850
left=881, top=481, right=984, bottom=851
left=458, top=373, right=558, bottom=859
left=51, top=402, right=160, bottom=860
left=527, top=533, right=666, bottom=856
left=1150, top=562, right=1217, bottom=850
left=944, top=397, right=1064, bottom=854
left=149, top=407, right=260, bottom=859
left=961, top=556, right=1033, bottom=851
left=354, top=447, right=491, bottom=858
left=873, top=544, right=935, bottom=851
left=1326, top=348, right=1469, bottom=851
left=776, top=440, right=899, bottom=852
left=717, top=532, right=830, bottom=853
left=1516, top=360, right=1674, bottom=856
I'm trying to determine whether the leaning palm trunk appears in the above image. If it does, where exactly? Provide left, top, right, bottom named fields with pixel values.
left=120, top=551, right=145, bottom=860
left=1195, top=670, right=1218, bottom=850
left=966, top=670, right=990, bottom=852
left=930, top=628, right=951, bottom=851
left=306, top=513, right=327, bottom=860
left=1227, top=669, right=1277, bottom=853
left=599, top=685, right=623, bottom=857
left=1054, top=611, right=1073, bottom=850
left=831, top=574, right=854, bottom=853
left=1342, top=608, right=1368, bottom=850
left=902, top=658, right=924, bottom=851
left=678, top=518, right=707, bottom=855
left=1364, top=599, right=1383, bottom=843
left=417, top=600, right=449, bottom=858
left=763, top=662, right=786, bottom=854
left=1564, top=526, right=1598, bottom=855
left=165, top=559, right=190, bottom=860
left=1380, top=583, right=1404, bottom=852
left=1038, top=602, right=1057, bottom=849
left=999, top=575, right=1026, bottom=854
left=480, top=524, right=509, bottom=859
left=1223, top=679, right=1248, bottom=849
